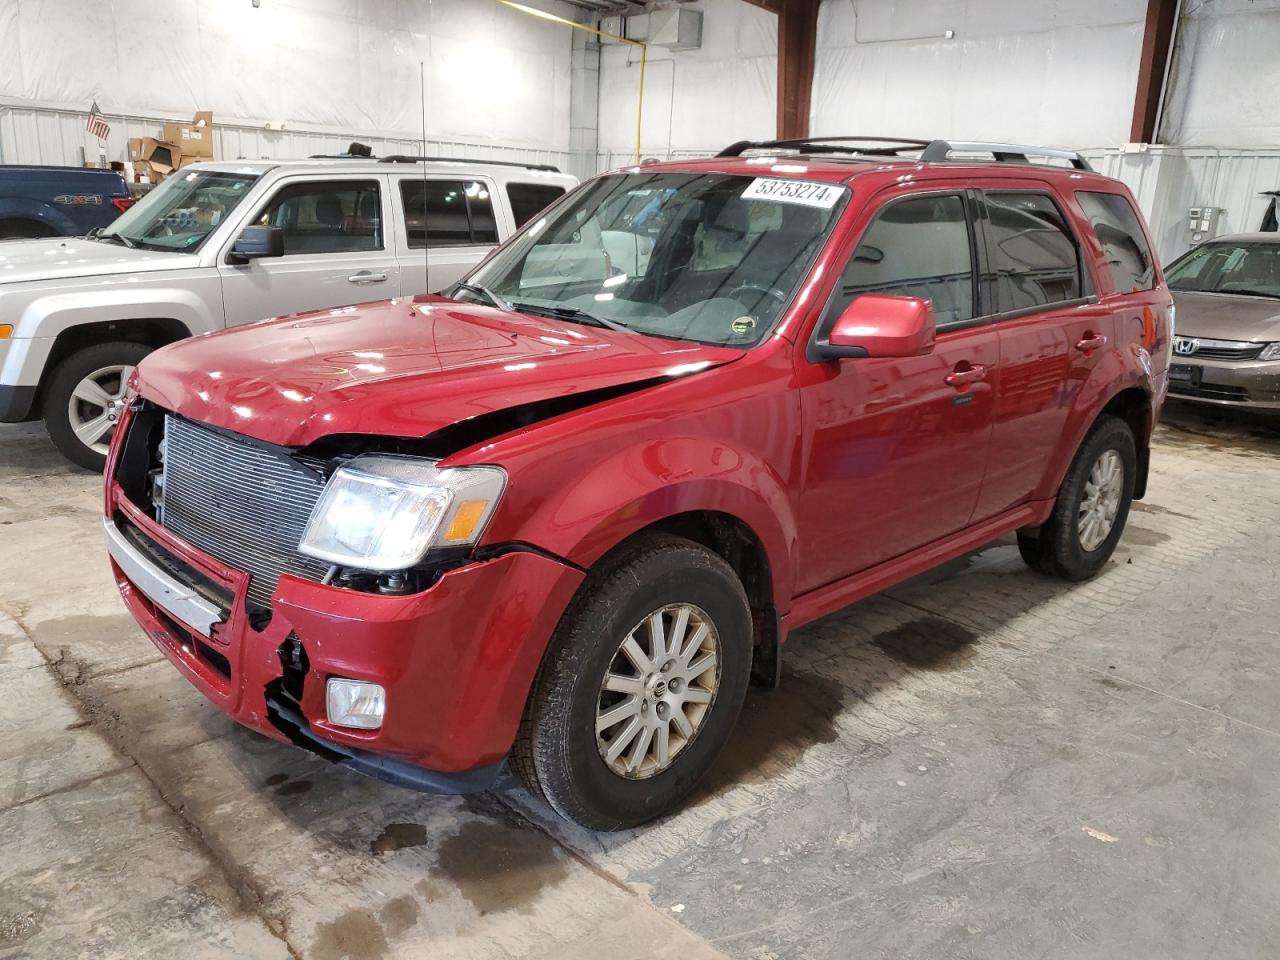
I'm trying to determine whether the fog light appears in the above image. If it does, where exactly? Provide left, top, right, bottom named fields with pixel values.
left=326, top=678, right=386, bottom=730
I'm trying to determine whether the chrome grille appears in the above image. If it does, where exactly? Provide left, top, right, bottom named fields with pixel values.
left=1173, top=336, right=1264, bottom=361
left=159, top=416, right=330, bottom=609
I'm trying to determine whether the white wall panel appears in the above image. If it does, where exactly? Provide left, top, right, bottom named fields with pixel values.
left=0, top=0, right=577, bottom=154
left=813, top=0, right=1147, bottom=148
left=1161, top=0, right=1280, bottom=147
left=596, top=0, right=776, bottom=160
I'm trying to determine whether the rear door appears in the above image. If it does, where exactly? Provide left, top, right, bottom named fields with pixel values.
left=971, top=186, right=1114, bottom=519
left=391, top=174, right=502, bottom=294
left=794, top=188, right=999, bottom=592
left=218, top=175, right=398, bottom=325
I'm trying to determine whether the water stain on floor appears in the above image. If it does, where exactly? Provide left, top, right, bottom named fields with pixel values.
left=872, top=615, right=979, bottom=672
left=380, top=895, right=420, bottom=938
left=370, top=822, right=429, bottom=856
left=1123, top=524, right=1171, bottom=547
left=310, top=907, right=389, bottom=960
left=432, top=819, right=569, bottom=916
left=702, top=668, right=846, bottom=793
left=1133, top=501, right=1195, bottom=521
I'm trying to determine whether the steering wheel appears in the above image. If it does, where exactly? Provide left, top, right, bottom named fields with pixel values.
left=728, top=282, right=787, bottom=308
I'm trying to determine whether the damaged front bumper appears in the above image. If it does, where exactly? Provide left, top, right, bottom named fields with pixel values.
left=103, top=485, right=585, bottom=793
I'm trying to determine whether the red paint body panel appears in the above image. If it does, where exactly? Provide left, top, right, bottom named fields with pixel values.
left=108, top=155, right=1171, bottom=783
left=139, top=295, right=742, bottom=448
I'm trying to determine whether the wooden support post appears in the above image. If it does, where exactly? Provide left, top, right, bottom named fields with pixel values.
left=1131, top=0, right=1179, bottom=143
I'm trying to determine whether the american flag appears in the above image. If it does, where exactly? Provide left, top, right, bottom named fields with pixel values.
left=86, top=101, right=110, bottom=141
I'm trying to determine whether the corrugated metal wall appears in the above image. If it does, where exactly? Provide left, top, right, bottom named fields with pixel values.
left=1083, top=146, right=1280, bottom=263
left=0, top=102, right=576, bottom=175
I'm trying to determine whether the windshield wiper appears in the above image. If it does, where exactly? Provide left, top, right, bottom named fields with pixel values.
left=455, top=282, right=513, bottom=312
left=513, top=302, right=632, bottom=334
left=97, top=232, right=137, bottom=249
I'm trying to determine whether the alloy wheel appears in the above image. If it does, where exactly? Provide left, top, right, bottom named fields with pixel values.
left=67, top=364, right=135, bottom=456
left=1077, top=448, right=1124, bottom=551
left=595, top=603, right=721, bottom=779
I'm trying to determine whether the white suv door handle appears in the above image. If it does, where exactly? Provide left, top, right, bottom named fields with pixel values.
left=348, top=271, right=388, bottom=284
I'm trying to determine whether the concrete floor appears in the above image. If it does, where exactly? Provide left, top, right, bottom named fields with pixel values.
left=2, top=400, right=1279, bottom=960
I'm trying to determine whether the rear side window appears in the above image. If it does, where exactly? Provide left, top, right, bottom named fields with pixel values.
left=823, top=193, right=975, bottom=328
left=257, top=180, right=382, bottom=255
left=984, top=192, right=1081, bottom=312
left=507, top=182, right=567, bottom=228
left=401, top=180, right=499, bottom=248
left=1076, top=191, right=1155, bottom=293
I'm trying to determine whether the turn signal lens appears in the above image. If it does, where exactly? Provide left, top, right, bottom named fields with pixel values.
left=443, top=500, right=488, bottom=543
left=326, top=678, right=386, bottom=730
left=0, top=324, right=12, bottom=339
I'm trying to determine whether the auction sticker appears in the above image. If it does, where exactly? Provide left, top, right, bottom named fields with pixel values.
left=741, top=178, right=842, bottom=209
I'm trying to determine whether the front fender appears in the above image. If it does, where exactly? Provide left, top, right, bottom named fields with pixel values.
left=511, top=438, right=796, bottom=608
left=2, top=281, right=220, bottom=387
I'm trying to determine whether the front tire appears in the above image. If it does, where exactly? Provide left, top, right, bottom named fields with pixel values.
left=1018, top=414, right=1136, bottom=581
left=514, top=534, right=753, bottom=830
left=44, top=341, right=151, bottom=471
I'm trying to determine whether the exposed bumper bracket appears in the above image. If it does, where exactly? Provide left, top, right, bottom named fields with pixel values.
left=103, top=517, right=225, bottom=638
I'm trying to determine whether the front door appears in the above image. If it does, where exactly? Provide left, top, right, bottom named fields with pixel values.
left=795, top=190, right=998, bottom=593
left=219, top=176, right=399, bottom=326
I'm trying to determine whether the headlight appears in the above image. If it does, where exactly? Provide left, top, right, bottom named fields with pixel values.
left=298, top=455, right=506, bottom=572
left=1260, top=342, right=1280, bottom=361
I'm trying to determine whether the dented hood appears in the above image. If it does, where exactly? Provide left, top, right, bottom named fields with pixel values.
left=136, top=296, right=743, bottom=447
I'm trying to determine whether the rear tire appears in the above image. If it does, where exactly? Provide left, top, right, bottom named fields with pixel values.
left=513, top=534, right=753, bottom=830
left=44, top=341, right=151, bottom=472
left=1017, top=415, right=1136, bottom=581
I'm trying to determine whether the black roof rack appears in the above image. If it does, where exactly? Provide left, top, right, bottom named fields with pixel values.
left=718, top=136, right=930, bottom=158
left=303, top=153, right=561, bottom=173
left=379, top=155, right=561, bottom=173
left=717, top=136, right=1093, bottom=172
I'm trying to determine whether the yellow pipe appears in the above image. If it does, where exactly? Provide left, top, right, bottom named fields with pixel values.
left=494, top=0, right=647, bottom=163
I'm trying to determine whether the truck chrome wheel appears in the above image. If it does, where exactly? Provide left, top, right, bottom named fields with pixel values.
left=1078, top=449, right=1124, bottom=551
left=595, top=603, right=720, bottom=779
left=67, top=364, right=135, bottom=456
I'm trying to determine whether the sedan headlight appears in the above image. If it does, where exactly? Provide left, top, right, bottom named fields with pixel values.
left=298, top=455, right=506, bottom=572
left=1260, top=342, right=1280, bottom=361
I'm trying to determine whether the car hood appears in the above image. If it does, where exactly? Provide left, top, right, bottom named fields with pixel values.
left=1172, top=290, right=1280, bottom=342
left=0, top=236, right=192, bottom=283
left=136, top=296, right=743, bottom=448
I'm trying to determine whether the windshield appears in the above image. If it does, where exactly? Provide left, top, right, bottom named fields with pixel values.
left=102, top=170, right=259, bottom=253
left=462, top=172, right=847, bottom=347
left=1166, top=241, right=1280, bottom=299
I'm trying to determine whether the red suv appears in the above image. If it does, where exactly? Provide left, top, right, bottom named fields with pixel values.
left=103, top=138, right=1172, bottom=830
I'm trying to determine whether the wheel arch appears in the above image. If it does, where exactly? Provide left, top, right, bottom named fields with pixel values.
left=38, top=317, right=194, bottom=414
left=604, top=509, right=782, bottom=687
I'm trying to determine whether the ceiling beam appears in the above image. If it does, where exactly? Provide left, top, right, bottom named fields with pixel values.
left=1130, top=0, right=1179, bottom=142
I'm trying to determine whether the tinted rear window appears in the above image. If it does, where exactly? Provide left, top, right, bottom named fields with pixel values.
left=507, top=182, right=567, bottom=228
left=984, top=192, right=1082, bottom=312
left=1076, top=191, right=1155, bottom=293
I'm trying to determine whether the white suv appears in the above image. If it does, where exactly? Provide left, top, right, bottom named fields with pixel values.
left=0, top=156, right=577, bottom=468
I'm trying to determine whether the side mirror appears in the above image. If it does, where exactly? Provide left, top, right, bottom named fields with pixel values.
left=227, top=225, right=284, bottom=264
left=812, top=293, right=937, bottom=361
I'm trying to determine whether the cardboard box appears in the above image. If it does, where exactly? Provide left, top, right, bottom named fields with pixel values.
left=162, top=110, right=214, bottom=159
left=128, top=137, right=179, bottom=172
left=176, top=156, right=204, bottom=170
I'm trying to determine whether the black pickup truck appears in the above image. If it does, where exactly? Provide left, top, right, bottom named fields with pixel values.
left=0, top=165, right=134, bottom=239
